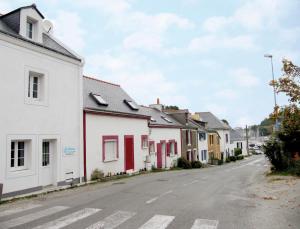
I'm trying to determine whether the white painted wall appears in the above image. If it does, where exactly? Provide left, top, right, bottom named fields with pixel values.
left=148, top=127, right=181, bottom=169
left=0, top=34, right=83, bottom=195
left=85, top=113, right=149, bottom=180
left=216, top=130, right=231, bottom=158
left=230, top=140, right=247, bottom=156
left=198, top=132, right=208, bottom=163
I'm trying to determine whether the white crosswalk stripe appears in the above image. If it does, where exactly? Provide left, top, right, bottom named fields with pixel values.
left=191, top=219, right=219, bottom=229
left=32, top=208, right=101, bottom=229
left=86, top=210, right=136, bottom=229
left=138, top=214, right=175, bottom=229
left=0, top=206, right=69, bottom=229
left=0, top=204, right=41, bottom=217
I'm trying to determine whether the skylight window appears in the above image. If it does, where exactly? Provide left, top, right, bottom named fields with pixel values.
left=161, top=116, right=173, bottom=123
left=90, top=93, right=108, bottom=106
left=150, top=117, right=156, bottom=122
left=124, top=100, right=139, bottom=110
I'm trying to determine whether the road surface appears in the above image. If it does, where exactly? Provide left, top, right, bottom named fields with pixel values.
left=0, top=155, right=299, bottom=229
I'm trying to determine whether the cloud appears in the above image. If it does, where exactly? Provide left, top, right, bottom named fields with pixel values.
left=204, top=103, right=228, bottom=118
left=51, top=10, right=86, bottom=52
left=215, top=89, right=238, bottom=100
left=123, top=32, right=163, bottom=52
left=231, top=68, right=260, bottom=87
left=202, top=0, right=291, bottom=32
left=188, top=34, right=257, bottom=52
left=85, top=52, right=189, bottom=107
left=234, top=116, right=256, bottom=127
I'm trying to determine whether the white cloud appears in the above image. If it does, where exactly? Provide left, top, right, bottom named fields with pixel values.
left=202, top=0, right=290, bottom=32
left=85, top=52, right=189, bottom=107
left=234, top=116, right=256, bottom=127
left=215, top=89, right=238, bottom=100
left=231, top=68, right=260, bottom=87
left=188, top=34, right=257, bottom=52
left=52, top=10, right=86, bottom=52
left=123, top=32, right=163, bottom=52
left=74, top=0, right=130, bottom=15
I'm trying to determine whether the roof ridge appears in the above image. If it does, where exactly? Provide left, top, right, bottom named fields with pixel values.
left=84, top=75, right=120, bottom=87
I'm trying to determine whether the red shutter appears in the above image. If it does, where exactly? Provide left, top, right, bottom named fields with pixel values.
left=175, top=142, right=178, bottom=154
left=166, top=142, right=170, bottom=156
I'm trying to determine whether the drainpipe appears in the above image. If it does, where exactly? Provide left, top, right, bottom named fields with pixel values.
left=0, top=183, right=3, bottom=201
left=83, top=110, right=87, bottom=181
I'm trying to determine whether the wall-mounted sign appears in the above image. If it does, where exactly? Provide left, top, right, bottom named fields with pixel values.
left=64, top=147, right=76, bottom=156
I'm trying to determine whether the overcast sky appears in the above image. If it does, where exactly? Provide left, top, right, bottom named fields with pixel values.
left=1, top=0, right=299, bottom=127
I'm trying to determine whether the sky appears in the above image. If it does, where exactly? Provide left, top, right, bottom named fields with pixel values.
left=1, top=0, right=299, bottom=127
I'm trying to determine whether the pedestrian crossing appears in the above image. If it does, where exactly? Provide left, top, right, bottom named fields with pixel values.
left=0, top=204, right=219, bottom=229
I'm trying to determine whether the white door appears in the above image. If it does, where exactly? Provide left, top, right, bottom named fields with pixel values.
left=40, top=141, right=53, bottom=186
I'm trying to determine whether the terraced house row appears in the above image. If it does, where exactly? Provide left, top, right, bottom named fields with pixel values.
left=0, top=4, right=247, bottom=198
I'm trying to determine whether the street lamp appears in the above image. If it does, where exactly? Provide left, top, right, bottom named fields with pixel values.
left=264, top=54, right=279, bottom=130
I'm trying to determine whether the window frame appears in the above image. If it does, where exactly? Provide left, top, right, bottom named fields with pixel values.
left=168, top=140, right=176, bottom=156
left=42, top=141, right=50, bottom=167
left=26, top=19, right=34, bottom=39
left=10, top=140, right=26, bottom=171
left=102, top=135, right=119, bottom=162
left=149, top=140, right=155, bottom=154
left=141, top=135, right=148, bottom=149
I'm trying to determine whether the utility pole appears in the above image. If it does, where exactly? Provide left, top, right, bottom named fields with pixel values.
left=246, top=125, right=249, bottom=156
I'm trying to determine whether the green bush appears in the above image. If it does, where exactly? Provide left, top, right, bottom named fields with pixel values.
left=91, top=169, right=104, bottom=181
left=237, top=155, right=244, bottom=160
left=234, top=148, right=242, bottom=156
left=191, top=160, right=202, bottom=168
left=225, top=157, right=231, bottom=163
left=177, top=157, right=192, bottom=169
left=229, top=156, right=237, bottom=162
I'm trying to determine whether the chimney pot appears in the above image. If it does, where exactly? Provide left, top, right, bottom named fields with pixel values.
left=157, top=98, right=160, bottom=105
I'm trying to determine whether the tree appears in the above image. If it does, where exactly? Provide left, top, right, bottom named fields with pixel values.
left=164, top=105, right=179, bottom=110
left=270, top=58, right=300, bottom=104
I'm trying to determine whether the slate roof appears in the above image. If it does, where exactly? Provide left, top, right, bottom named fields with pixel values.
left=83, top=76, right=150, bottom=119
left=139, top=106, right=182, bottom=128
left=230, top=129, right=245, bottom=142
left=196, top=112, right=230, bottom=130
left=0, top=4, right=80, bottom=61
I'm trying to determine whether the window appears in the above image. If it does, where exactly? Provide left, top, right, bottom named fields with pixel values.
left=141, top=135, right=148, bottom=149
left=149, top=141, right=155, bottom=153
left=150, top=117, right=156, bottom=122
left=42, top=141, right=50, bottom=166
left=186, top=130, right=191, bottom=145
left=199, top=132, right=206, bottom=141
left=26, top=20, right=33, bottom=39
left=161, top=116, right=172, bottom=123
left=10, top=141, right=26, bottom=169
left=103, top=136, right=118, bottom=162
left=170, top=142, right=175, bottom=155
left=209, top=135, right=214, bottom=145
left=90, top=93, right=108, bottom=106
left=226, top=134, right=229, bottom=143
left=28, top=74, right=39, bottom=99
left=124, top=100, right=139, bottom=110
left=201, top=150, right=207, bottom=161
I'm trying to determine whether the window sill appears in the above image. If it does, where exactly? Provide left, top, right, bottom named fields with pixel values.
left=103, top=159, right=118, bottom=163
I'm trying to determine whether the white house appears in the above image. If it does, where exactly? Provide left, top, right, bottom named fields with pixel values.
left=230, top=129, right=247, bottom=156
left=83, top=76, right=150, bottom=180
left=140, top=102, right=182, bottom=169
left=196, top=112, right=231, bottom=160
left=0, top=4, right=84, bottom=197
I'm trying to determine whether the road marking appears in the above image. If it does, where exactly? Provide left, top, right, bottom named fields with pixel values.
left=0, top=206, right=69, bottom=229
left=146, top=190, right=173, bottom=204
left=191, top=219, right=219, bottom=229
left=33, top=208, right=101, bottom=229
left=86, top=210, right=136, bottom=229
left=0, top=204, right=42, bottom=217
left=183, top=180, right=199, bottom=186
left=138, top=214, right=175, bottom=229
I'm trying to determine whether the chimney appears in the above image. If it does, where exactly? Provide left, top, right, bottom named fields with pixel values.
left=150, top=98, right=163, bottom=111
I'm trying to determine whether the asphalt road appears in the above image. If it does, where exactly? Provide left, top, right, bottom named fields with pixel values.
left=0, top=155, right=298, bottom=229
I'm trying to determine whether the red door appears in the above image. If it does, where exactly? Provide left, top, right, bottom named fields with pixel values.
left=124, top=135, right=134, bottom=171
left=157, top=143, right=162, bottom=168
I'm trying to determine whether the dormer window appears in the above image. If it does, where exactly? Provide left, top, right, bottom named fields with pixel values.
left=161, top=116, right=172, bottom=123
left=26, top=20, right=33, bottom=39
